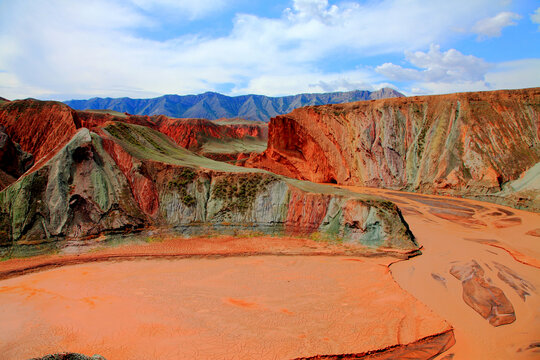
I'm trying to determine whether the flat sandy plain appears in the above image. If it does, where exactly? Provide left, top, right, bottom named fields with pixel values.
left=0, top=189, right=538, bottom=360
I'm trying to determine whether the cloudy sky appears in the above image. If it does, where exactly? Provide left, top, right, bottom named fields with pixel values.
left=0, top=0, right=539, bottom=100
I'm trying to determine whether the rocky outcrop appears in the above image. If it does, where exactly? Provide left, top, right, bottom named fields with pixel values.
left=0, top=125, right=33, bottom=189
left=0, top=121, right=417, bottom=256
left=295, top=329, right=455, bottom=360
left=153, top=116, right=267, bottom=155
left=450, top=260, right=515, bottom=326
left=29, top=354, right=106, bottom=360
left=0, top=100, right=78, bottom=167
left=245, top=88, right=540, bottom=210
left=0, top=100, right=268, bottom=169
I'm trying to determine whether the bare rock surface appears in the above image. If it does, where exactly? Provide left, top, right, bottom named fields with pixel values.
left=245, top=88, right=540, bottom=211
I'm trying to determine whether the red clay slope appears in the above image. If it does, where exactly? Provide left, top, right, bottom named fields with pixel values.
left=0, top=100, right=267, bottom=171
left=245, top=88, right=539, bottom=202
left=153, top=116, right=267, bottom=151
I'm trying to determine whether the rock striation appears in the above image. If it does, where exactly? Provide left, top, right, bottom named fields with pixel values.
left=245, top=88, right=540, bottom=210
left=0, top=108, right=417, bottom=256
left=450, top=260, right=515, bottom=326
left=0, top=125, right=33, bottom=189
left=0, top=100, right=267, bottom=171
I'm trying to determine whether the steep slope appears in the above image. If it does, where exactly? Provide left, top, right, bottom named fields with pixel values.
left=64, top=88, right=404, bottom=122
left=0, top=100, right=268, bottom=171
left=153, top=116, right=267, bottom=162
left=0, top=121, right=417, bottom=257
left=0, top=100, right=79, bottom=167
left=245, top=88, right=540, bottom=210
left=0, top=125, right=33, bottom=189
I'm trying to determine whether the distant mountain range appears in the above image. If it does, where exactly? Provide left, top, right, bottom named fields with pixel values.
left=64, top=88, right=404, bottom=122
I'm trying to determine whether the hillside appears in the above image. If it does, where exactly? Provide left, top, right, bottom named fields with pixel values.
left=245, top=88, right=540, bottom=210
left=0, top=98, right=417, bottom=256
left=63, top=88, right=404, bottom=122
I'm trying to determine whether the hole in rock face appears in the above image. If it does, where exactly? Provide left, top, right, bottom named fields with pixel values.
left=72, top=146, right=93, bottom=163
left=328, top=177, right=337, bottom=184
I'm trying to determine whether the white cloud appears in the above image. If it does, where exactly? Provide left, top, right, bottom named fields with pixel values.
left=531, top=7, right=540, bottom=29
left=485, top=59, right=540, bottom=90
left=376, top=45, right=491, bottom=83
left=472, top=11, right=521, bottom=38
left=0, top=0, right=531, bottom=100
left=231, top=69, right=383, bottom=96
left=130, top=0, right=227, bottom=20
left=285, top=0, right=339, bottom=23
left=375, top=45, right=540, bottom=96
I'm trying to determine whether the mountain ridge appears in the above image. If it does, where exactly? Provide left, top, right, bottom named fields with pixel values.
left=64, top=88, right=404, bottom=122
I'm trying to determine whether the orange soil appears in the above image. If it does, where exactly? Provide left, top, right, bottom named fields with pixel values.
left=1, top=190, right=538, bottom=359
left=0, top=253, right=450, bottom=359
left=341, top=186, right=540, bottom=360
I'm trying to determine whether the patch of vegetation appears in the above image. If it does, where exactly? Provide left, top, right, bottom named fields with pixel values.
left=168, top=168, right=198, bottom=207
left=310, top=231, right=343, bottom=243
left=212, top=174, right=276, bottom=213
left=415, top=125, right=428, bottom=161
left=105, top=122, right=167, bottom=154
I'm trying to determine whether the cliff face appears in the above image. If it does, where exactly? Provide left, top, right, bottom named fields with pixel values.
left=0, top=100, right=79, bottom=167
left=0, top=117, right=417, bottom=255
left=0, top=101, right=267, bottom=174
left=245, top=88, right=540, bottom=210
left=0, top=125, right=33, bottom=189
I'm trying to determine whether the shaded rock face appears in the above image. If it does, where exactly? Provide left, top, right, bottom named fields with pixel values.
left=245, top=88, right=540, bottom=210
left=0, top=125, right=33, bottom=189
left=153, top=116, right=267, bottom=153
left=450, top=260, right=515, bottom=326
left=0, top=129, right=147, bottom=247
left=29, top=353, right=106, bottom=360
left=0, top=100, right=78, bottom=167
left=295, top=329, right=455, bottom=360
left=0, top=100, right=268, bottom=170
left=0, top=121, right=417, bottom=256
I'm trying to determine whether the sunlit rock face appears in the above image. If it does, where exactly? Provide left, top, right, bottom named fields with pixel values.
left=0, top=104, right=417, bottom=255
left=245, top=88, right=540, bottom=211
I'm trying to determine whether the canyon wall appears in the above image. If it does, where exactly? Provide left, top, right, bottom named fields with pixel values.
left=245, top=88, right=540, bottom=210
left=0, top=100, right=267, bottom=170
left=0, top=119, right=417, bottom=256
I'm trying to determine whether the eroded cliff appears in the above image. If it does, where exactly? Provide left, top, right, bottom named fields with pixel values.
left=0, top=118, right=417, bottom=256
left=245, top=88, right=540, bottom=210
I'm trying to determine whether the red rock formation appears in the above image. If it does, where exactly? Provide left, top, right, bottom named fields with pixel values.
left=0, top=100, right=268, bottom=175
left=101, top=137, right=159, bottom=217
left=73, top=110, right=154, bottom=129
left=285, top=188, right=331, bottom=234
left=154, top=117, right=267, bottom=151
left=245, top=88, right=540, bottom=201
left=0, top=125, right=33, bottom=189
left=0, top=100, right=78, bottom=166
left=450, top=260, right=515, bottom=326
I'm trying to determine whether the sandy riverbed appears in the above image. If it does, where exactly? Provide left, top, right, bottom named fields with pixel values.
left=0, top=189, right=538, bottom=359
left=342, top=186, right=540, bottom=360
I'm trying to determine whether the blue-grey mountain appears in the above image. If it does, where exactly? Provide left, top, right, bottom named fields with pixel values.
left=64, top=88, right=404, bottom=122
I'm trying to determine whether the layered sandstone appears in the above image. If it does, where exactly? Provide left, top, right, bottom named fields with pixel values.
left=245, top=88, right=540, bottom=210
left=0, top=125, right=33, bottom=189
left=0, top=101, right=267, bottom=173
left=0, top=120, right=417, bottom=256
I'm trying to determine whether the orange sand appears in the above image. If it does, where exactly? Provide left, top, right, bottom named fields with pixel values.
left=342, top=186, right=540, bottom=360
left=0, top=255, right=450, bottom=359
left=1, top=189, right=539, bottom=359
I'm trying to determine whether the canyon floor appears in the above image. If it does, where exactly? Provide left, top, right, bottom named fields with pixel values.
left=0, top=189, right=538, bottom=360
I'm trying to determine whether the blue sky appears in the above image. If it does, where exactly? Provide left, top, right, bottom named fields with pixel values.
left=0, top=0, right=539, bottom=100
